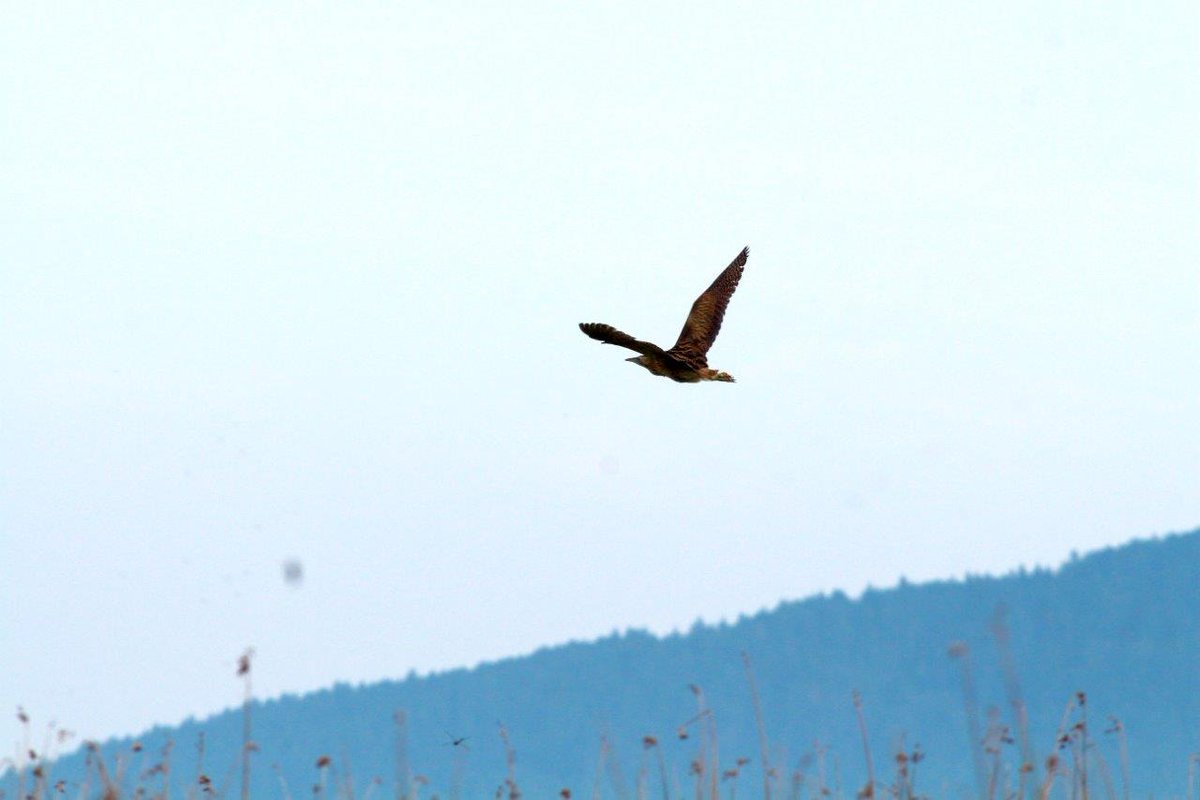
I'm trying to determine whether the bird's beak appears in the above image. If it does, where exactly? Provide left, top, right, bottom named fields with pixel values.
left=625, top=356, right=639, bottom=362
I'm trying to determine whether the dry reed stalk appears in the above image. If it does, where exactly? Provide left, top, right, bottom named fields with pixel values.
left=497, top=721, right=520, bottom=800
left=32, top=762, right=48, bottom=800
left=689, top=757, right=704, bottom=800
left=654, top=742, right=670, bottom=800
left=272, top=762, right=293, bottom=800
left=1092, top=749, right=1117, bottom=800
left=30, top=719, right=56, bottom=800
left=640, top=735, right=669, bottom=800
left=86, top=742, right=120, bottom=800
left=130, top=741, right=148, bottom=800
left=687, top=685, right=720, bottom=800
left=392, top=711, right=410, bottom=800
left=691, top=686, right=715, bottom=800
left=851, top=691, right=874, bottom=799
left=315, top=755, right=332, bottom=800
left=891, top=749, right=909, bottom=800
left=449, top=734, right=468, bottom=800
left=601, top=732, right=628, bottom=800
left=1065, top=729, right=1083, bottom=800
left=158, top=740, right=175, bottom=800
left=191, top=732, right=206, bottom=800
left=1018, top=754, right=1032, bottom=800
left=813, top=741, right=829, bottom=800
left=788, top=763, right=805, bottom=800
left=340, top=750, right=356, bottom=800
left=984, top=706, right=1018, bottom=800
left=948, top=642, right=987, bottom=799
left=592, top=735, right=610, bottom=800
left=78, top=744, right=96, bottom=800
left=991, top=608, right=1035, bottom=794
left=17, top=707, right=31, bottom=800
left=236, top=649, right=254, bottom=800
left=677, top=706, right=711, bottom=788
left=361, top=776, right=383, bottom=800
left=741, top=653, right=772, bottom=800
left=1052, top=695, right=1077, bottom=754
left=723, top=761, right=742, bottom=800
left=908, top=745, right=924, bottom=800
left=1078, top=692, right=1089, bottom=800
left=1103, top=718, right=1129, bottom=800
left=1036, top=755, right=1060, bottom=800
left=635, top=748, right=649, bottom=800
left=30, top=717, right=73, bottom=800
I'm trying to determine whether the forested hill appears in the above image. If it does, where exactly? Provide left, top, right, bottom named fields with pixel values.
left=11, top=529, right=1199, bottom=798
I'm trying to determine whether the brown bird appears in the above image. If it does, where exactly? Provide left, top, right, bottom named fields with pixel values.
left=580, top=246, right=748, bottom=383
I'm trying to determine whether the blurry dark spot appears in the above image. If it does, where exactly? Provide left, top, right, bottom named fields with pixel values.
left=282, top=559, right=304, bottom=587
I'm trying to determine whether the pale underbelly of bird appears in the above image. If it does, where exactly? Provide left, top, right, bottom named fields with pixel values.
left=631, top=354, right=735, bottom=383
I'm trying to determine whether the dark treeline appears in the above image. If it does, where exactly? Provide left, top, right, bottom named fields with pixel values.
left=8, top=528, right=1198, bottom=798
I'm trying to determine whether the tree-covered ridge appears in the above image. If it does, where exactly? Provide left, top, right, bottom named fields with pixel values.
left=8, top=528, right=1198, bottom=798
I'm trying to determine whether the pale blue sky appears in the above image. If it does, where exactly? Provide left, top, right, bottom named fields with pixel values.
left=2, top=2, right=1197, bottom=745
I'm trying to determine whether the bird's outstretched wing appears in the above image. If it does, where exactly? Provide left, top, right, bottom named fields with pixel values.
left=667, top=246, right=748, bottom=366
left=579, top=322, right=664, bottom=356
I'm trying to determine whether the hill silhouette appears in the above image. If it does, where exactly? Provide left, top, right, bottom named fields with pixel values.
left=8, top=528, right=1198, bottom=798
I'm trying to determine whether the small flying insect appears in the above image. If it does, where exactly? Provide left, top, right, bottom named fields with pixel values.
left=443, top=731, right=470, bottom=751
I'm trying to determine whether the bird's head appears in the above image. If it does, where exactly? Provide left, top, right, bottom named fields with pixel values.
left=625, top=355, right=651, bottom=369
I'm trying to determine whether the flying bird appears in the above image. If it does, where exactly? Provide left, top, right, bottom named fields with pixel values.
left=580, top=246, right=748, bottom=383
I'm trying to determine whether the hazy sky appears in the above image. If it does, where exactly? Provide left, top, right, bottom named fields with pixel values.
left=2, top=2, right=1197, bottom=746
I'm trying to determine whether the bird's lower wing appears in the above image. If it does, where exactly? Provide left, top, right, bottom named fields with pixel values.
left=579, top=322, right=664, bottom=356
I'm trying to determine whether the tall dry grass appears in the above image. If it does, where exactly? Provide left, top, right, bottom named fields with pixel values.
left=7, top=636, right=1195, bottom=800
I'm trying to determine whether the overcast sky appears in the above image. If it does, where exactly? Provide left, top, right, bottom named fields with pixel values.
left=2, top=2, right=1197, bottom=746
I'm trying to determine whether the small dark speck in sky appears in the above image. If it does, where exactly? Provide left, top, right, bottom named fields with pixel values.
left=282, top=559, right=304, bottom=587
